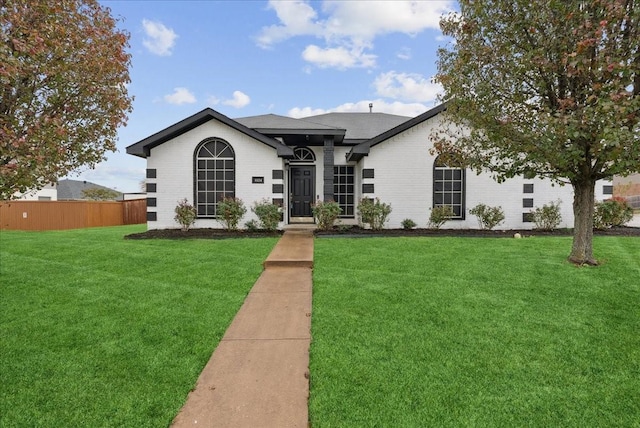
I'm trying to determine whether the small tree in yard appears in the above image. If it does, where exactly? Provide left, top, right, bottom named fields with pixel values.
left=174, top=199, right=196, bottom=232
left=216, top=197, right=246, bottom=231
left=469, top=204, right=505, bottom=230
left=358, top=198, right=392, bottom=230
left=82, top=187, right=120, bottom=201
left=428, top=205, right=454, bottom=229
left=594, top=197, right=634, bottom=229
left=530, top=201, right=563, bottom=231
left=435, top=0, right=640, bottom=265
left=0, top=0, right=133, bottom=200
left=251, top=199, right=281, bottom=231
left=312, top=200, right=342, bottom=231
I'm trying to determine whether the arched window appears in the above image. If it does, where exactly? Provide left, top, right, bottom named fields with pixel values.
left=194, top=138, right=235, bottom=218
left=433, top=155, right=465, bottom=219
left=291, top=147, right=316, bottom=163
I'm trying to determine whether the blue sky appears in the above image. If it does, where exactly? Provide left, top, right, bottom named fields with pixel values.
left=67, top=0, right=456, bottom=192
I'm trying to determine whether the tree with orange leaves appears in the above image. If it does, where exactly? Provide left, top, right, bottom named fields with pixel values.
left=434, top=0, right=640, bottom=265
left=0, top=0, right=133, bottom=199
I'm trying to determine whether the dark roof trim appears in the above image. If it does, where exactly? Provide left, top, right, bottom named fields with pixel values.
left=251, top=127, right=344, bottom=136
left=126, top=108, right=294, bottom=159
left=346, top=103, right=447, bottom=162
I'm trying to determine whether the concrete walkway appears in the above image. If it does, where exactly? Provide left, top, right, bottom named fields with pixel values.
left=171, top=229, right=314, bottom=428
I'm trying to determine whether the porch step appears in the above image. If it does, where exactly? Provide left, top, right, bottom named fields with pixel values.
left=263, top=230, right=314, bottom=269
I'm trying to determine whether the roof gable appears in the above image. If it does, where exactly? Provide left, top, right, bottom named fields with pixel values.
left=346, top=103, right=447, bottom=161
left=126, top=108, right=294, bottom=158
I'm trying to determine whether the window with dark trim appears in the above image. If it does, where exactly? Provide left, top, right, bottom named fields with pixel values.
left=433, top=155, right=465, bottom=219
left=194, top=138, right=235, bottom=218
left=333, top=166, right=355, bottom=217
left=291, top=147, right=315, bottom=163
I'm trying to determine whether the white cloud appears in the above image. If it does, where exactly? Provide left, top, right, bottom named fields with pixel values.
left=257, top=0, right=454, bottom=69
left=142, top=19, right=178, bottom=56
left=222, top=91, right=251, bottom=108
left=321, top=1, right=452, bottom=40
left=396, top=47, right=411, bottom=60
left=256, top=1, right=323, bottom=48
left=288, top=106, right=329, bottom=118
left=164, top=87, right=196, bottom=105
left=373, top=71, right=442, bottom=103
left=288, top=98, right=430, bottom=118
left=302, top=45, right=376, bottom=69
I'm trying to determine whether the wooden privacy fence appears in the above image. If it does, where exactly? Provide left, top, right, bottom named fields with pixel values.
left=0, top=199, right=146, bottom=231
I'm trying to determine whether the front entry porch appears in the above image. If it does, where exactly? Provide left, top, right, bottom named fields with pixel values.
left=289, top=165, right=315, bottom=223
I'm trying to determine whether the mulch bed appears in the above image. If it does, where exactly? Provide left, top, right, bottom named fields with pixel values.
left=125, top=226, right=640, bottom=240
left=125, top=228, right=284, bottom=240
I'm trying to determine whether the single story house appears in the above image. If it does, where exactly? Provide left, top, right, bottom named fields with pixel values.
left=126, top=103, right=612, bottom=230
left=14, top=182, right=58, bottom=201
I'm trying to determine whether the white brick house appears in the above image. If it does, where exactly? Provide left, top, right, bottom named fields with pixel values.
left=126, top=104, right=612, bottom=230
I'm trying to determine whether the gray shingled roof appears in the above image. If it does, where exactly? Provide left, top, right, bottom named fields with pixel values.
left=301, top=112, right=411, bottom=141
left=57, top=179, right=122, bottom=200
left=346, top=103, right=447, bottom=161
left=235, top=114, right=343, bottom=133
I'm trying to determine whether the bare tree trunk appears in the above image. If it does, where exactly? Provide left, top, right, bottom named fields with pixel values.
left=569, top=180, right=597, bottom=265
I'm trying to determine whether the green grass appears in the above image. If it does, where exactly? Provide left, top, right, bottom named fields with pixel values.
left=0, top=226, right=278, bottom=427
left=310, top=237, right=640, bottom=427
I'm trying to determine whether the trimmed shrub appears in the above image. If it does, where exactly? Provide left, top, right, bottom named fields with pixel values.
left=428, top=205, right=454, bottom=229
left=174, top=198, right=197, bottom=231
left=252, top=199, right=281, bottom=231
left=594, top=197, right=633, bottom=229
left=401, top=218, right=417, bottom=230
left=244, top=219, right=259, bottom=231
left=469, top=203, right=505, bottom=230
left=358, top=198, right=392, bottom=230
left=216, top=197, right=246, bottom=231
left=530, top=201, right=562, bottom=231
left=312, top=200, right=342, bottom=231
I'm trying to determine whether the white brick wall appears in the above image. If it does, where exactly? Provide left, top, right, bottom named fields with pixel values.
left=144, top=112, right=613, bottom=230
left=358, top=113, right=612, bottom=230
left=146, top=120, right=285, bottom=229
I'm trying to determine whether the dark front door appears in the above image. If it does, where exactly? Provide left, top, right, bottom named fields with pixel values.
left=290, top=166, right=315, bottom=218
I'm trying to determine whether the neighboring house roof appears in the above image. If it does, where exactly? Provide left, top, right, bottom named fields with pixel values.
left=346, top=103, right=447, bottom=161
left=57, top=179, right=122, bottom=200
left=302, top=112, right=411, bottom=142
left=126, top=108, right=294, bottom=159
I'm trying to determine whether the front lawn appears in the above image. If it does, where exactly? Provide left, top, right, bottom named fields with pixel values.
left=310, top=236, right=640, bottom=427
left=0, top=226, right=277, bottom=427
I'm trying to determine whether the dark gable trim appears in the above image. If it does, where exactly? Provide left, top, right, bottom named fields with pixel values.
left=346, top=103, right=447, bottom=162
left=126, top=108, right=294, bottom=159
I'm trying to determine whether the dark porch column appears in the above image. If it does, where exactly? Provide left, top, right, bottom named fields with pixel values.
left=323, top=135, right=334, bottom=202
